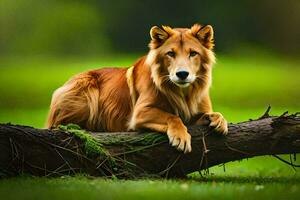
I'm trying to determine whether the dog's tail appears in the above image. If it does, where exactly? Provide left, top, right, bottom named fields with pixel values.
left=46, top=73, right=101, bottom=130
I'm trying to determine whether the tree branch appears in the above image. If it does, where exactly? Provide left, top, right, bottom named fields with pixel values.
left=0, top=111, right=299, bottom=178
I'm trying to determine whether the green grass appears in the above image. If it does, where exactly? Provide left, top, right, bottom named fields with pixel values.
left=0, top=52, right=299, bottom=199
left=0, top=156, right=299, bottom=200
left=211, top=54, right=300, bottom=107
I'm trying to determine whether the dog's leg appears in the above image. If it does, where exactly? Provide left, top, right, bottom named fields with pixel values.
left=195, top=94, right=228, bottom=135
left=131, top=107, right=192, bottom=153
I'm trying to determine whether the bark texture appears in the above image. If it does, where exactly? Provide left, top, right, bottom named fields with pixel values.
left=0, top=111, right=299, bottom=178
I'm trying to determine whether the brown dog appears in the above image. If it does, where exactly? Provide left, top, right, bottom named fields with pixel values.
left=47, top=24, right=228, bottom=153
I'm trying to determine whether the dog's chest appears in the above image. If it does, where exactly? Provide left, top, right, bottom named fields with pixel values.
left=171, top=95, right=200, bottom=123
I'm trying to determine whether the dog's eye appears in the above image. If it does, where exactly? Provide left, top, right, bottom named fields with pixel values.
left=190, top=51, right=199, bottom=57
left=166, top=51, right=176, bottom=58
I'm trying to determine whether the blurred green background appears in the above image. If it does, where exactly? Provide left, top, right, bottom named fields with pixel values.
left=0, top=0, right=299, bottom=199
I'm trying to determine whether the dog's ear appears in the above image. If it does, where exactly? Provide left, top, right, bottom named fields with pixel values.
left=191, top=24, right=214, bottom=49
left=150, top=26, right=169, bottom=41
left=149, top=26, right=172, bottom=49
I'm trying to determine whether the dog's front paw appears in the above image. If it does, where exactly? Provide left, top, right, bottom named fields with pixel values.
left=197, top=112, right=228, bottom=135
left=167, top=126, right=192, bottom=153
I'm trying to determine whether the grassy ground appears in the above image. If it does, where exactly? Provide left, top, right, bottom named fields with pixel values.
left=0, top=51, right=299, bottom=199
left=0, top=156, right=299, bottom=200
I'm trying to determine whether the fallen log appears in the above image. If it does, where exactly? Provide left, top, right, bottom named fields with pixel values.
left=0, top=109, right=299, bottom=178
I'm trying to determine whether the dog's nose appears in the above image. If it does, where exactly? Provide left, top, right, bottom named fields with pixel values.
left=176, top=71, right=189, bottom=80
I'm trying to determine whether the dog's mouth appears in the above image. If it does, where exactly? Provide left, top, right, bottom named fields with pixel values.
left=173, top=80, right=191, bottom=88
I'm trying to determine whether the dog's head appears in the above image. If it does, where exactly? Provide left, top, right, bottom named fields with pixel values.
left=146, top=24, right=215, bottom=89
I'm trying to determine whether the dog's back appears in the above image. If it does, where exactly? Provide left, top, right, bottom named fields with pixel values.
left=47, top=68, right=132, bottom=131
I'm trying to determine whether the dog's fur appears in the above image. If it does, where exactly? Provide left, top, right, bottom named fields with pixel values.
left=47, top=24, right=228, bottom=153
